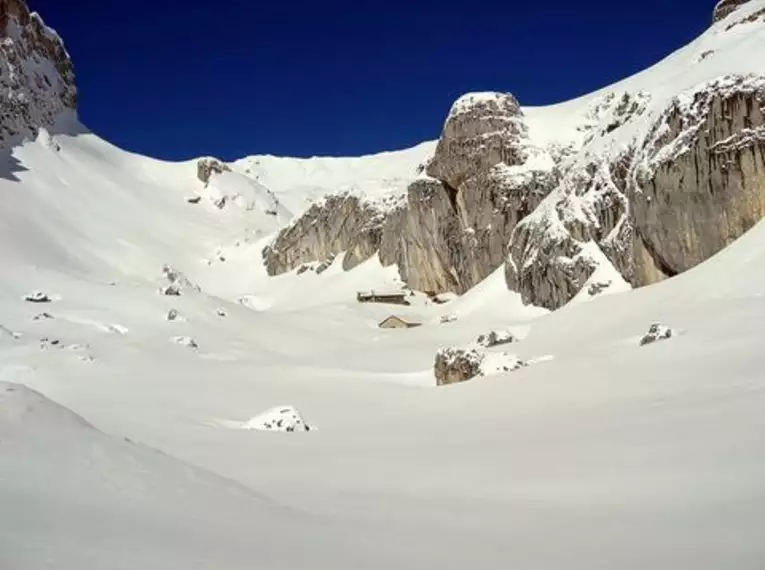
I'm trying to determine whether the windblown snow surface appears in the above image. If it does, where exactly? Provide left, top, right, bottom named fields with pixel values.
left=2, top=8, right=765, bottom=570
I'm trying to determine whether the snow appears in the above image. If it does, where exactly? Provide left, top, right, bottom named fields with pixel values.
left=241, top=406, right=312, bottom=432
left=2, top=123, right=765, bottom=566
left=2, top=6, right=765, bottom=569
left=479, top=350, right=525, bottom=376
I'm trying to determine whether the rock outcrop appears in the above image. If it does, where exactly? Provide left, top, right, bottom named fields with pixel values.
left=196, top=157, right=231, bottom=185
left=264, top=93, right=556, bottom=294
left=262, top=193, right=393, bottom=274
left=434, top=345, right=525, bottom=386
left=434, top=347, right=484, bottom=386
left=631, top=75, right=765, bottom=285
left=0, top=0, right=76, bottom=147
left=713, top=0, right=754, bottom=22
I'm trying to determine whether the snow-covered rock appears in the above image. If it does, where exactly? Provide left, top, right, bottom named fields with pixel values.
left=166, top=309, right=184, bottom=322
left=24, top=291, right=53, bottom=303
left=196, top=157, right=230, bottom=185
left=434, top=345, right=525, bottom=386
left=0, top=0, right=77, bottom=148
left=639, top=323, right=675, bottom=346
left=714, top=0, right=755, bottom=22
left=169, top=336, right=198, bottom=349
left=159, top=264, right=200, bottom=296
left=241, top=406, right=312, bottom=432
left=476, top=329, right=516, bottom=348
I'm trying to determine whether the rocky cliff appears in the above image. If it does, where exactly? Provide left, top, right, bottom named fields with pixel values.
left=263, top=93, right=557, bottom=294
left=0, top=0, right=76, bottom=148
left=261, top=0, right=765, bottom=309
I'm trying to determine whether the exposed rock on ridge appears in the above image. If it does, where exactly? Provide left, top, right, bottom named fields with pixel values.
left=0, top=0, right=76, bottom=147
left=714, top=0, right=754, bottom=22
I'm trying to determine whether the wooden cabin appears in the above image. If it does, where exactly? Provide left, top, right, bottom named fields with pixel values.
left=357, top=291, right=411, bottom=306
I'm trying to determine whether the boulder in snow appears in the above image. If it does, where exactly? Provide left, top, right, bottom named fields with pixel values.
left=639, top=324, right=675, bottom=346
left=476, top=330, right=516, bottom=348
left=24, top=291, right=52, bottom=303
left=32, top=312, right=54, bottom=321
left=39, top=337, right=62, bottom=349
left=440, top=314, right=458, bottom=324
left=161, top=264, right=200, bottom=295
left=160, top=284, right=182, bottom=297
left=241, top=406, right=312, bottom=432
left=435, top=345, right=526, bottom=386
left=166, top=309, right=184, bottom=322
left=434, top=347, right=484, bottom=385
left=169, top=336, right=198, bottom=349
left=216, top=308, right=228, bottom=317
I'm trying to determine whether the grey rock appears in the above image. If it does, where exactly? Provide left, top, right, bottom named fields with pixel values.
left=196, top=157, right=231, bottom=185
left=713, top=0, right=754, bottom=23
left=639, top=323, right=674, bottom=346
left=263, top=194, right=388, bottom=275
left=434, top=347, right=483, bottom=386
left=0, top=0, right=77, bottom=149
left=631, top=75, right=765, bottom=286
left=262, top=92, right=555, bottom=296
left=24, top=291, right=52, bottom=303
left=476, top=330, right=516, bottom=348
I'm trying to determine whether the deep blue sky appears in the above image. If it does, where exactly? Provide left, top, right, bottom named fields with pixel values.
left=30, top=0, right=715, bottom=160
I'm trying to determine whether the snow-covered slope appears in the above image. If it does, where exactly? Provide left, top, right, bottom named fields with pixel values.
left=3, top=1, right=765, bottom=568
left=231, top=141, right=435, bottom=213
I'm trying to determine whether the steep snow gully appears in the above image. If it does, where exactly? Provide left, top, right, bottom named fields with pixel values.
left=2, top=1, right=765, bottom=569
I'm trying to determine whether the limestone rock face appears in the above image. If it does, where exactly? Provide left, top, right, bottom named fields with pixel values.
left=434, top=347, right=483, bottom=386
left=196, top=158, right=231, bottom=185
left=0, top=0, right=77, bottom=148
left=263, top=193, right=390, bottom=275
left=263, top=92, right=555, bottom=295
left=713, top=0, right=754, bottom=23
left=426, top=93, right=527, bottom=188
left=631, top=75, right=765, bottom=285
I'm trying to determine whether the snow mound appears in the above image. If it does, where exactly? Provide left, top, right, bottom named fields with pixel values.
left=476, top=329, right=516, bottom=348
left=639, top=323, right=676, bottom=346
left=241, top=406, right=312, bottom=432
left=169, top=336, right=198, bottom=349
left=480, top=352, right=526, bottom=376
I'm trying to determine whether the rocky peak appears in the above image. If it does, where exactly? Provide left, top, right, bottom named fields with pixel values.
left=426, top=92, right=527, bottom=189
left=713, top=0, right=754, bottom=22
left=0, top=0, right=76, bottom=147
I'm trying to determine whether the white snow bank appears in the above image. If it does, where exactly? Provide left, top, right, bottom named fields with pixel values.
left=241, top=406, right=312, bottom=432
